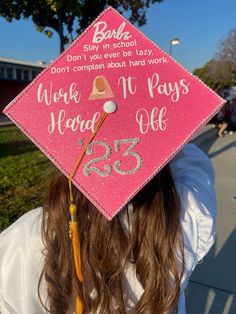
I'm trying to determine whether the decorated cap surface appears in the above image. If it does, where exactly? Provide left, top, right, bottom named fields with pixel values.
left=4, top=7, right=225, bottom=220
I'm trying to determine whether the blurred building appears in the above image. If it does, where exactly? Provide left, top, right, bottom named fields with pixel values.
left=0, top=57, right=47, bottom=114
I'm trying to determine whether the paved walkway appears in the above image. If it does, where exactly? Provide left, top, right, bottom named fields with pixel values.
left=187, top=125, right=236, bottom=314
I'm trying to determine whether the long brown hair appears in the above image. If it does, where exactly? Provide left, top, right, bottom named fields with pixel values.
left=39, top=165, right=184, bottom=313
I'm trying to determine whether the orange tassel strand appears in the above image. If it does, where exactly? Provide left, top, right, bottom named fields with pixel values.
left=69, top=204, right=83, bottom=282
left=69, top=204, right=83, bottom=313
left=68, top=111, right=109, bottom=314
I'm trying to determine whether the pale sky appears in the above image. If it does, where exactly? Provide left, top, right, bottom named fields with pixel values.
left=0, top=0, right=235, bottom=71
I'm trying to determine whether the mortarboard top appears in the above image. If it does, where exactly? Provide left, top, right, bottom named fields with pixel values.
left=4, top=7, right=225, bottom=220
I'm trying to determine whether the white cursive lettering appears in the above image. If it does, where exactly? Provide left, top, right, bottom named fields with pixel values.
left=147, top=73, right=190, bottom=102
left=37, top=82, right=81, bottom=106
left=135, top=107, right=168, bottom=134
left=92, top=21, right=132, bottom=44
left=48, top=110, right=100, bottom=135
left=118, top=76, right=137, bottom=99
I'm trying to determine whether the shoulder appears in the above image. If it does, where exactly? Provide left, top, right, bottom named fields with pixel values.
left=170, top=144, right=216, bottom=283
left=0, top=207, right=43, bottom=269
left=170, top=144, right=216, bottom=227
left=0, top=208, right=45, bottom=313
left=1, top=207, right=43, bottom=242
left=169, top=144, right=215, bottom=210
left=170, top=143, right=214, bottom=183
left=0, top=207, right=43, bottom=262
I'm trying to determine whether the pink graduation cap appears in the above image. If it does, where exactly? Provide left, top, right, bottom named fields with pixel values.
left=4, top=7, right=225, bottom=221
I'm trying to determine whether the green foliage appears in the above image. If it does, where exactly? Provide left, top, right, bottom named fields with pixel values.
left=193, top=60, right=229, bottom=90
left=193, top=59, right=236, bottom=90
left=193, top=26, right=236, bottom=90
left=0, top=126, right=55, bottom=231
left=193, top=64, right=217, bottom=90
left=0, top=0, right=163, bottom=52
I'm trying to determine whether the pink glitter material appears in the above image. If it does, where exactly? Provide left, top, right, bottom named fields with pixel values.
left=4, top=7, right=225, bottom=220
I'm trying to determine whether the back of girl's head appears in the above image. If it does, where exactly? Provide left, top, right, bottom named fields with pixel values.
left=40, top=164, right=184, bottom=314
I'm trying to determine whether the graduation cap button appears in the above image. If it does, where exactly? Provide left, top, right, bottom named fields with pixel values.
left=103, top=101, right=117, bottom=113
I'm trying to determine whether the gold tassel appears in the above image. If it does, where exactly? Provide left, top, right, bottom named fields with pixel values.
left=75, top=298, right=83, bottom=314
left=69, top=204, right=83, bottom=314
left=68, top=111, right=108, bottom=314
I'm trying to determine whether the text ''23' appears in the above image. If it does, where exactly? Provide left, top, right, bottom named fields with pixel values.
left=83, top=138, right=142, bottom=177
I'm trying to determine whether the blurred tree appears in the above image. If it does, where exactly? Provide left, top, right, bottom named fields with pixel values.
left=193, top=27, right=236, bottom=90
left=0, top=0, right=163, bottom=53
left=193, top=62, right=217, bottom=89
left=215, top=27, right=236, bottom=87
left=194, top=59, right=235, bottom=90
left=216, top=27, right=236, bottom=64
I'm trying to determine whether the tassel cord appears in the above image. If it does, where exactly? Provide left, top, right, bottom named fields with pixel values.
left=68, top=112, right=108, bottom=314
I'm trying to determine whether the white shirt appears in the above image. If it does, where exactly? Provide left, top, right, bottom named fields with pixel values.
left=0, top=144, right=216, bottom=314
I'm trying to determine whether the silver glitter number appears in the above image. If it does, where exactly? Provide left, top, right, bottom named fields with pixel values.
left=83, top=141, right=112, bottom=177
left=83, top=138, right=142, bottom=177
left=113, top=138, right=142, bottom=175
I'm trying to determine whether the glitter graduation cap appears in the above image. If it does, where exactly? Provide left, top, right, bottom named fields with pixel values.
left=4, top=7, right=225, bottom=221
